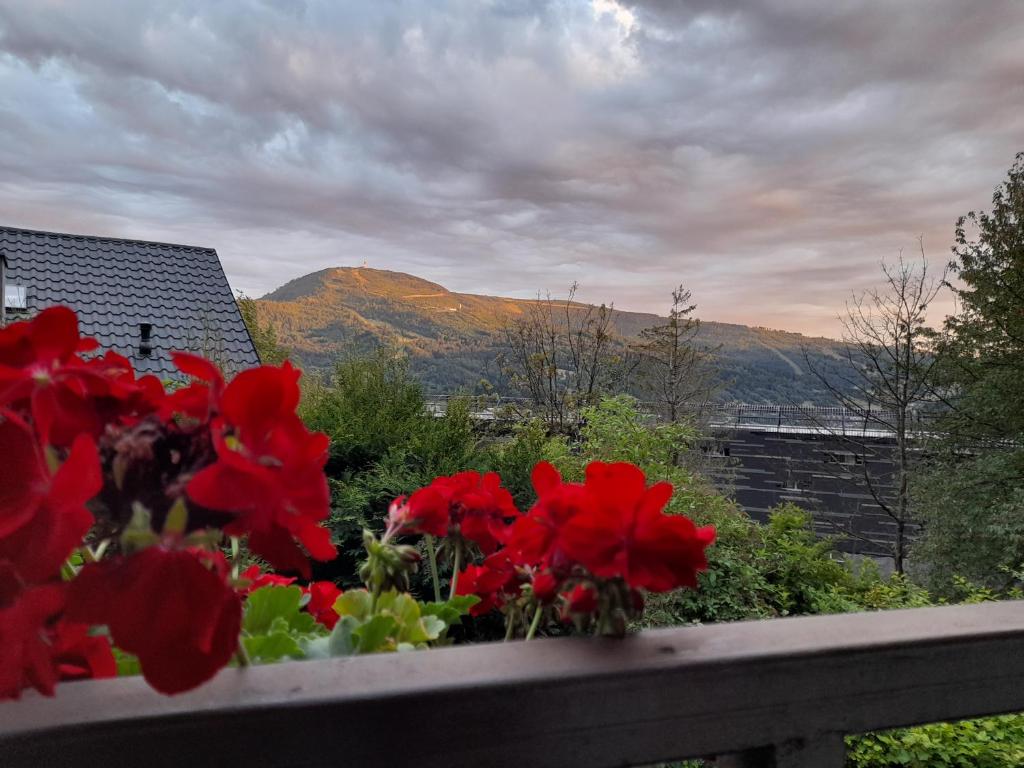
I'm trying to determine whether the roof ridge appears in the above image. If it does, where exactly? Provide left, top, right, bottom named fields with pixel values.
left=0, top=224, right=216, bottom=253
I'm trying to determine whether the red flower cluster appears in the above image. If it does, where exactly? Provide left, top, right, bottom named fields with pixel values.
left=445, top=461, right=714, bottom=634
left=185, top=361, right=335, bottom=577
left=0, top=307, right=337, bottom=698
left=455, top=552, right=518, bottom=616
left=387, top=471, right=518, bottom=554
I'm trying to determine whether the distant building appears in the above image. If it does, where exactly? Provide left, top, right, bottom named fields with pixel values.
left=0, top=225, right=259, bottom=376
left=702, top=404, right=908, bottom=560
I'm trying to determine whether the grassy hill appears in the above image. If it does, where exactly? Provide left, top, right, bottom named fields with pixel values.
left=256, top=267, right=852, bottom=404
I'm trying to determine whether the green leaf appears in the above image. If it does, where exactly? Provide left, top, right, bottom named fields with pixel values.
left=243, top=585, right=319, bottom=635
left=244, top=632, right=304, bottom=662
left=422, top=595, right=479, bottom=629
left=300, top=636, right=330, bottom=660
left=162, top=497, right=189, bottom=536
left=334, top=589, right=373, bottom=621
left=419, top=615, right=447, bottom=641
left=113, top=648, right=141, bottom=677
left=445, top=594, right=480, bottom=613
left=353, top=614, right=398, bottom=653
left=327, top=615, right=361, bottom=656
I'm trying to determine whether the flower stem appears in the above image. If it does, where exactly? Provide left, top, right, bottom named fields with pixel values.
left=524, top=604, right=543, bottom=641
left=449, top=545, right=462, bottom=600
left=370, top=582, right=381, bottom=614
left=503, top=611, right=516, bottom=642
left=425, top=535, right=442, bottom=603
left=235, top=642, right=251, bottom=668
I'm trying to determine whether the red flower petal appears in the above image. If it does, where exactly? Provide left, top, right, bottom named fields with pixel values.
left=531, top=461, right=562, bottom=496
left=0, top=565, right=65, bottom=699
left=172, top=352, right=225, bottom=386
left=66, top=548, right=242, bottom=695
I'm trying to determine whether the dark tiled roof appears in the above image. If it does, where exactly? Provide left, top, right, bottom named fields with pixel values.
left=0, top=226, right=259, bottom=376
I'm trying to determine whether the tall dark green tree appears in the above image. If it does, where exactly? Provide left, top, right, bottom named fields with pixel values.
left=915, top=153, right=1024, bottom=587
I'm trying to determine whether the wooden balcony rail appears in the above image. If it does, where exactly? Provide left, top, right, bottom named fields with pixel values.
left=3, top=601, right=1024, bottom=768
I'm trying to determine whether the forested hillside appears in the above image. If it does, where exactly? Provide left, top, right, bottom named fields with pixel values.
left=257, top=267, right=853, bottom=403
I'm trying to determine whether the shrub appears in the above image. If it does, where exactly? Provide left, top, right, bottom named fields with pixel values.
left=847, top=715, right=1024, bottom=768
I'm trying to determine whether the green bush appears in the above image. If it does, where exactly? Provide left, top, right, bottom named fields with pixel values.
left=299, top=351, right=484, bottom=588
left=847, top=715, right=1024, bottom=768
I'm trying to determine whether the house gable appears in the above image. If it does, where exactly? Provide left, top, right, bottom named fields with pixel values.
left=0, top=226, right=259, bottom=375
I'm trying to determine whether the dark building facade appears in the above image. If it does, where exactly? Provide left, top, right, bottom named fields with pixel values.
left=0, top=225, right=258, bottom=376
left=703, top=405, right=908, bottom=559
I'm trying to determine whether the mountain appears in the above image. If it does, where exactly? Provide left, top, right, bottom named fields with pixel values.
left=256, top=267, right=853, bottom=404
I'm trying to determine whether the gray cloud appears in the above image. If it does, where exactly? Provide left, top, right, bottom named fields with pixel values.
left=0, top=0, right=1021, bottom=334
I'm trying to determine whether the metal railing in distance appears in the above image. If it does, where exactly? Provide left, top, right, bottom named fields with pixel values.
left=422, top=396, right=942, bottom=438
left=3, top=601, right=1024, bottom=767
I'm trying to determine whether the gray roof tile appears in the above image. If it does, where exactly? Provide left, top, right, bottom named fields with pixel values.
left=1, top=226, right=259, bottom=376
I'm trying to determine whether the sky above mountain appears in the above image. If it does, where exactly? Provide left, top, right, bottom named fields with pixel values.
left=1, top=1, right=1021, bottom=334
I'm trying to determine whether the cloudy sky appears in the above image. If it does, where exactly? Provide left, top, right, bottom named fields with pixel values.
left=1, top=1, right=1021, bottom=335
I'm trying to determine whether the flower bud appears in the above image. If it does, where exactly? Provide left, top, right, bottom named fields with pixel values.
left=360, top=529, right=421, bottom=592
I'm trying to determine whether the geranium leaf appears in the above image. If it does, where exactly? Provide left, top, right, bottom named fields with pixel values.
left=421, top=595, right=479, bottom=629
left=113, top=647, right=141, bottom=677
left=445, top=595, right=480, bottom=614
left=300, top=636, right=330, bottom=660
left=334, top=589, right=373, bottom=621
left=420, top=615, right=446, bottom=641
left=243, top=585, right=305, bottom=634
left=327, top=615, right=360, bottom=656
left=354, top=615, right=398, bottom=653
left=244, top=632, right=304, bottom=662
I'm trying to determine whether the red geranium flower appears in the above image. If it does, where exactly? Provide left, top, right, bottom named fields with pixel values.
left=48, top=620, right=117, bottom=683
left=455, top=551, right=519, bottom=616
left=304, top=581, right=343, bottom=629
left=66, top=547, right=242, bottom=695
left=187, top=363, right=335, bottom=578
left=160, top=352, right=225, bottom=423
left=565, top=583, right=598, bottom=615
left=559, top=462, right=716, bottom=592
left=455, top=472, right=519, bottom=554
left=505, top=462, right=588, bottom=569
left=0, top=411, right=101, bottom=582
left=0, top=563, right=66, bottom=699
left=531, top=570, right=560, bottom=604
left=0, top=308, right=162, bottom=447
left=386, top=488, right=449, bottom=538
left=237, top=565, right=297, bottom=594
left=388, top=472, right=519, bottom=551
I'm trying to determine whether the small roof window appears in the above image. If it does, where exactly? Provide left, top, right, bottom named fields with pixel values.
left=4, top=285, right=27, bottom=311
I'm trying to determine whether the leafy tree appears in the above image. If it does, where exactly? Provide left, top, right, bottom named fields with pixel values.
left=915, top=153, right=1024, bottom=588
left=237, top=293, right=289, bottom=365
left=301, top=350, right=435, bottom=471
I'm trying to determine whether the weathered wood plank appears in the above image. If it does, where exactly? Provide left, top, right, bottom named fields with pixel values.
left=3, top=602, right=1024, bottom=768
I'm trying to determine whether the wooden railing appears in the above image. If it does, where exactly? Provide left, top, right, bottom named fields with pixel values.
left=3, top=601, right=1024, bottom=767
